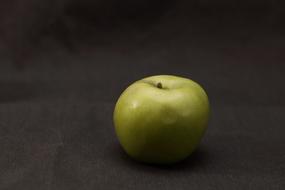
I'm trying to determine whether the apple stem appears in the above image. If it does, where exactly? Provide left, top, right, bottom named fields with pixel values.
left=157, top=82, right=163, bottom=89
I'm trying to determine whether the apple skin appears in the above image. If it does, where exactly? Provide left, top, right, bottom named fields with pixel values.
left=113, top=75, right=210, bottom=164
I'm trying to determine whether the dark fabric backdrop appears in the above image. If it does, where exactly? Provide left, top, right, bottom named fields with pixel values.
left=0, top=1, right=284, bottom=189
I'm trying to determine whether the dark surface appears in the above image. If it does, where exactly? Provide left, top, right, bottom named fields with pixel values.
left=0, top=1, right=285, bottom=190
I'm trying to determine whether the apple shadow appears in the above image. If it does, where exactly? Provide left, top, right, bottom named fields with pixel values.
left=112, top=143, right=210, bottom=172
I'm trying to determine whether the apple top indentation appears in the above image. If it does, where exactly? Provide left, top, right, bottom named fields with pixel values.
left=157, top=82, right=163, bottom=89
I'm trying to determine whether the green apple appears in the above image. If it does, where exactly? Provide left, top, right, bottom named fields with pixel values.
left=113, top=75, right=210, bottom=164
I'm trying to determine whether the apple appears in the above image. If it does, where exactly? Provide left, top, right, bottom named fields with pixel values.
left=113, top=75, right=210, bottom=164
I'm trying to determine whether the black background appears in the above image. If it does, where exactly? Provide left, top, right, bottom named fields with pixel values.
left=0, top=0, right=285, bottom=189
